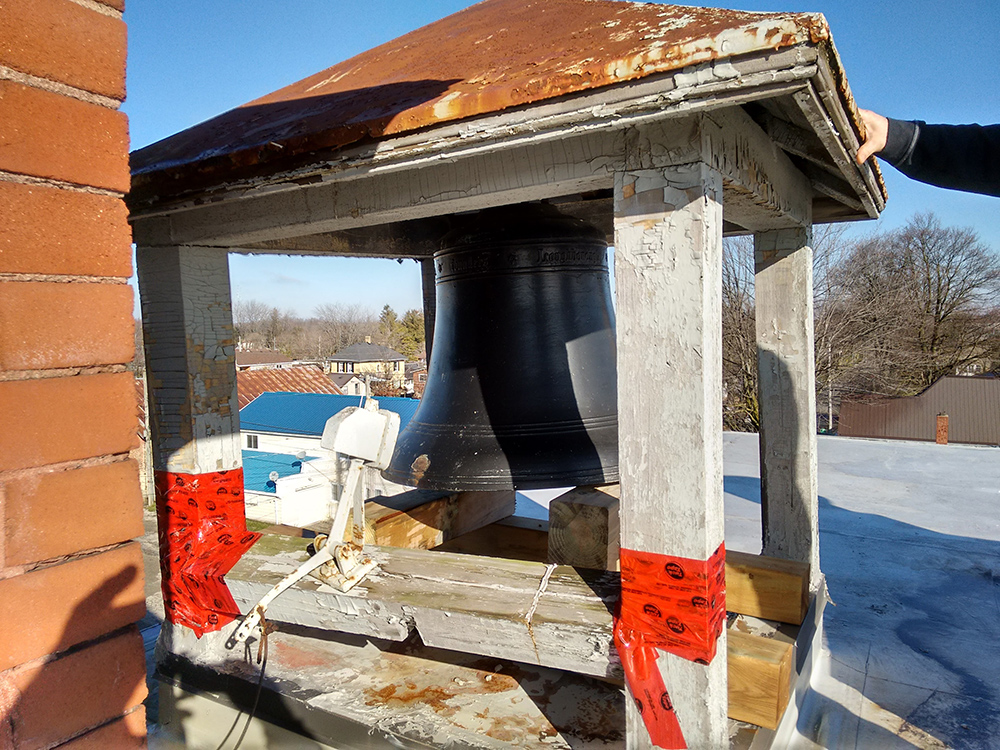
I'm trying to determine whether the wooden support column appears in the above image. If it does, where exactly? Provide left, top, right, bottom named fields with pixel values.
left=615, top=150, right=727, bottom=748
left=754, top=227, right=821, bottom=591
left=137, top=245, right=241, bottom=473
left=137, top=245, right=257, bottom=637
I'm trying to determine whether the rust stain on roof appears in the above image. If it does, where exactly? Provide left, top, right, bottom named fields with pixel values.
left=238, top=365, right=342, bottom=408
left=131, top=0, right=832, bottom=190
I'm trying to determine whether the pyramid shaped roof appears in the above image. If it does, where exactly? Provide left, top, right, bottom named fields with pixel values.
left=133, top=0, right=836, bottom=185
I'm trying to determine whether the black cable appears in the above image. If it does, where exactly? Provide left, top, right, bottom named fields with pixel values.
left=215, top=609, right=274, bottom=750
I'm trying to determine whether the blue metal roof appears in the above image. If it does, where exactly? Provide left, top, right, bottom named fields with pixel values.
left=239, top=392, right=420, bottom=437
left=242, top=450, right=316, bottom=494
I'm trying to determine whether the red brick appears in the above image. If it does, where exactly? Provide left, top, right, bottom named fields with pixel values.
left=0, top=168, right=132, bottom=277
left=0, top=372, right=139, bottom=472
left=11, top=628, right=146, bottom=748
left=0, top=81, right=129, bottom=192
left=0, top=0, right=127, bottom=101
left=3, top=460, right=143, bottom=566
left=0, top=543, right=145, bottom=670
left=58, top=709, right=146, bottom=749
left=0, top=281, right=133, bottom=370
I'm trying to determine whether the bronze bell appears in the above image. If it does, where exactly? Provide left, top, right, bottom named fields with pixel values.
left=383, top=203, right=618, bottom=490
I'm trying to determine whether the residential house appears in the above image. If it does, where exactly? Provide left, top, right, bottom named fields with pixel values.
left=240, top=392, right=420, bottom=502
left=329, top=372, right=366, bottom=396
left=407, top=365, right=428, bottom=398
left=237, top=364, right=342, bottom=408
left=328, top=340, right=407, bottom=388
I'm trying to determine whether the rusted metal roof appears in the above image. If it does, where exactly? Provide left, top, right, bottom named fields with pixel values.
left=237, top=365, right=342, bottom=408
left=131, top=0, right=840, bottom=190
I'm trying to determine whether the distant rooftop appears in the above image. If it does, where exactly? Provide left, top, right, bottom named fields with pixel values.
left=237, top=365, right=342, bottom=408
left=242, top=450, right=317, bottom=493
left=236, top=350, right=294, bottom=367
left=239, top=392, right=419, bottom=436
left=331, top=342, right=405, bottom=363
left=329, top=372, right=362, bottom=387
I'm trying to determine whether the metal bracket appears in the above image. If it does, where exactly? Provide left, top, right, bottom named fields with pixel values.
left=229, top=399, right=400, bottom=647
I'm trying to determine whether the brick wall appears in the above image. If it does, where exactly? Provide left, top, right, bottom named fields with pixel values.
left=0, top=0, right=147, bottom=747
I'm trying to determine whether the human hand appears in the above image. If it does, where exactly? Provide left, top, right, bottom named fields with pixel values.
left=856, top=109, right=888, bottom=164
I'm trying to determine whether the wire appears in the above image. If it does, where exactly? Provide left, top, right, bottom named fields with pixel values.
left=215, top=607, right=275, bottom=750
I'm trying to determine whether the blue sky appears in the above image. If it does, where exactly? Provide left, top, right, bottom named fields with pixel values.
left=124, top=0, right=999, bottom=317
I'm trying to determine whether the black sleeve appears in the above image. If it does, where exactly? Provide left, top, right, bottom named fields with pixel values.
left=881, top=119, right=1000, bottom=197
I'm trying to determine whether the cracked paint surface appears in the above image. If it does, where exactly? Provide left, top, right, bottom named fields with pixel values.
left=132, top=0, right=841, bottom=194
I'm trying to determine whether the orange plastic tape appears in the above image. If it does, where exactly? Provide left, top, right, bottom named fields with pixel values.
left=154, top=469, right=261, bottom=637
left=613, top=542, right=726, bottom=749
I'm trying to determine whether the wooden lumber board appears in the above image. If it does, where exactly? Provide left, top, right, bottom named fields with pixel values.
left=229, top=535, right=797, bottom=728
left=362, top=489, right=516, bottom=549
left=726, top=629, right=793, bottom=730
left=726, top=550, right=810, bottom=626
left=547, top=484, right=620, bottom=570
left=433, top=521, right=549, bottom=562
left=319, top=489, right=516, bottom=548
left=389, top=549, right=622, bottom=679
left=228, top=535, right=623, bottom=679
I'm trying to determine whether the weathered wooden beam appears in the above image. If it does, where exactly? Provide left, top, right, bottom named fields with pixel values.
left=136, top=245, right=240, bottom=473
left=749, top=107, right=833, bottom=170
left=755, top=228, right=821, bottom=591
left=614, top=155, right=728, bottom=747
left=227, top=540, right=622, bottom=678
left=726, top=630, right=793, bottom=730
left=702, top=106, right=813, bottom=231
left=228, top=538, right=798, bottom=730
left=812, top=53, right=885, bottom=212
left=362, top=489, right=516, bottom=549
left=238, top=219, right=446, bottom=258
left=131, top=129, right=622, bottom=247
left=547, top=484, right=620, bottom=570
left=131, top=103, right=819, bottom=253
left=801, top=162, right=864, bottom=212
left=792, top=83, right=883, bottom=219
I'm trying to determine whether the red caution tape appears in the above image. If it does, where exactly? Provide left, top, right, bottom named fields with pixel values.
left=613, top=542, right=726, bottom=749
left=154, top=469, right=261, bottom=637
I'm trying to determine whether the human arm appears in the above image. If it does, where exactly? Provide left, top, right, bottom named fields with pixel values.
left=856, top=109, right=1000, bottom=197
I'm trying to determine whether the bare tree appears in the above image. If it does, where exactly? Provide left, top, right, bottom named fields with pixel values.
left=825, top=214, right=1000, bottom=398
left=892, top=213, right=1000, bottom=386
left=813, top=223, right=916, bottom=422
left=314, top=303, right=377, bottom=356
left=721, top=214, right=1000, bottom=433
left=232, top=298, right=271, bottom=348
left=721, top=235, right=759, bottom=431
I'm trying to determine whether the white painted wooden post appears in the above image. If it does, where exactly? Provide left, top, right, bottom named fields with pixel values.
left=754, top=228, right=821, bottom=590
left=137, top=245, right=255, bottom=638
left=137, top=245, right=241, bottom=474
left=614, top=154, right=727, bottom=747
